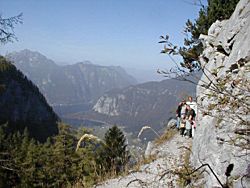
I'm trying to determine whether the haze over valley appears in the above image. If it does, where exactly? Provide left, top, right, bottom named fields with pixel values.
left=2, top=1, right=248, bottom=187
left=5, top=49, right=197, bottom=140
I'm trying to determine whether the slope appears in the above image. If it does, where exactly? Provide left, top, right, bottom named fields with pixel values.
left=0, top=56, right=58, bottom=142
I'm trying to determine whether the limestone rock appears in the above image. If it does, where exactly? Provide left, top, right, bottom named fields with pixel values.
left=166, top=118, right=177, bottom=129
left=192, top=0, right=250, bottom=187
left=96, top=134, right=192, bottom=188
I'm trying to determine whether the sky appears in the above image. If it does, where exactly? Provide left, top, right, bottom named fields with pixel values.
left=0, top=0, right=206, bottom=71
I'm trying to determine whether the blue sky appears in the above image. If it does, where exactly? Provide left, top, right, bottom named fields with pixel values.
left=0, top=0, right=205, bottom=70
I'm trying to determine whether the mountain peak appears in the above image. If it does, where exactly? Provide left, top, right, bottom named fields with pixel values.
left=6, top=50, right=137, bottom=106
left=6, top=49, right=57, bottom=67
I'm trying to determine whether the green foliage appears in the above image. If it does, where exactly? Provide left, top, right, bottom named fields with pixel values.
left=0, top=56, right=58, bottom=142
left=0, top=124, right=80, bottom=187
left=0, top=124, right=131, bottom=187
left=155, top=128, right=178, bottom=146
left=181, top=0, right=239, bottom=71
left=160, top=0, right=240, bottom=72
left=0, top=56, right=13, bottom=72
left=97, top=125, right=130, bottom=176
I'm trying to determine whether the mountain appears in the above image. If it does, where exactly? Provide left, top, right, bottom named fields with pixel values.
left=0, top=56, right=59, bottom=142
left=70, top=76, right=198, bottom=136
left=6, top=49, right=137, bottom=107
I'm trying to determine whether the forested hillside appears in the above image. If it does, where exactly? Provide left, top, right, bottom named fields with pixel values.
left=0, top=56, right=58, bottom=142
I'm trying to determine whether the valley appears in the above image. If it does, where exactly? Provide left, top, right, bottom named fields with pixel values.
left=6, top=49, right=198, bottom=141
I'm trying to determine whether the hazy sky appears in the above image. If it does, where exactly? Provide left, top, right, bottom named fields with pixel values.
left=0, top=0, right=205, bottom=70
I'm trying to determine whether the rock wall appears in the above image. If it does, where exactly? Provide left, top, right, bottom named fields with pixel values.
left=191, top=0, right=250, bottom=187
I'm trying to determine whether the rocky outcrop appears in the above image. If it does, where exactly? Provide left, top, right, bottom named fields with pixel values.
left=0, top=57, right=58, bottom=142
left=6, top=49, right=137, bottom=106
left=192, top=0, right=250, bottom=187
left=89, top=77, right=197, bottom=134
left=96, top=134, right=192, bottom=188
left=93, top=77, right=198, bottom=117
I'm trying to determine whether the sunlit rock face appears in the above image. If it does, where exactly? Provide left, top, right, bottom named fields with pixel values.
left=192, top=0, right=250, bottom=187
left=91, top=78, right=197, bottom=131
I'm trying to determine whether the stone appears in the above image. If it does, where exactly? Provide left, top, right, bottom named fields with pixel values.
left=192, top=0, right=250, bottom=187
left=166, top=118, right=177, bottom=129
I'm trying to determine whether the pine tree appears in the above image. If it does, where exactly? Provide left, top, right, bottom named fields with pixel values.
left=160, top=0, right=240, bottom=72
left=100, top=125, right=130, bottom=175
left=51, top=123, right=78, bottom=186
left=181, top=0, right=240, bottom=71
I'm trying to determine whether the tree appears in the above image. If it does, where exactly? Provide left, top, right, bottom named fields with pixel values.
left=159, top=0, right=240, bottom=73
left=99, top=125, right=130, bottom=175
left=0, top=13, right=23, bottom=44
left=50, top=123, right=78, bottom=186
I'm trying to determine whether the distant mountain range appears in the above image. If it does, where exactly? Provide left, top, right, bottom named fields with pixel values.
left=68, top=77, right=198, bottom=137
left=0, top=56, right=58, bottom=142
left=5, top=49, right=199, bottom=140
left=6, top=49, right=137, bottom=107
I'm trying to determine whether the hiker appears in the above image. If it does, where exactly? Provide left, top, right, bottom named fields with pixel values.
left=186, top=96, right=197, bottom=137
left=179, top=114, right=186, bottom=136
left=180, top=100, right=187, bottom=117
left=185, top=105, right=195, bottom=138
left=186, top=96, right=197, bottom=114
left=176, top=102, right=183, bottom=129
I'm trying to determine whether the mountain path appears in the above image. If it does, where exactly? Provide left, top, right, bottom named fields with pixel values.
left=95, top=133, right=192, bottom=188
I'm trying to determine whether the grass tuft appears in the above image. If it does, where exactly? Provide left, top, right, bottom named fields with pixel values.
left=154, top=128, right=178, bottom=146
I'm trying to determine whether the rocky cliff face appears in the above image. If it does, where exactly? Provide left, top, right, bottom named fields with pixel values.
left=0, top=57, right=59, bottom=142
left=192, top=0, right=250, bottom=187
left=87, top=77, right=197, bottom=133
left=7, top=49, right=137, bottom=106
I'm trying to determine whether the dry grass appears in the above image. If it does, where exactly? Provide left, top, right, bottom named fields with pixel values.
left=175, top=145, right=205, bottom=187
left=142, top=154, right=157, bottom=164
left=130, top=154, right=158, bottom=172
left=138, top=125, right=160, bottom=138
left=76, top=127, right=179, bottom=187
left=154, top=128, right=178, bottom=146
left=76, top=134, right=102, bottom=151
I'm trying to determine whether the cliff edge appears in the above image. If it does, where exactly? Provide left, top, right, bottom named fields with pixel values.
left=192, top=0, right=250, bottom=187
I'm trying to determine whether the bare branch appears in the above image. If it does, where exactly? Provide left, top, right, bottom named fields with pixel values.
left=0, top=13, right=23, bottom=44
